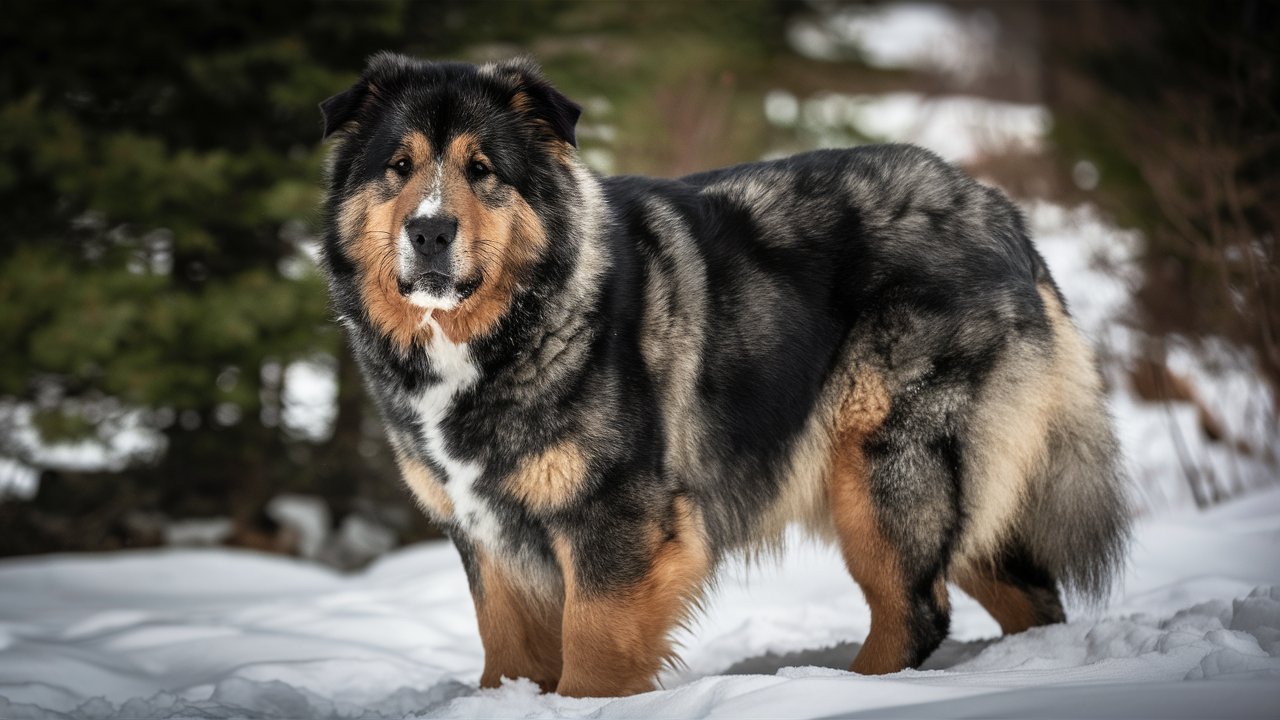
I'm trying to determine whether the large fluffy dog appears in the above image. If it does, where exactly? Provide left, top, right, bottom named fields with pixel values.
left=318, top=53, right=1129, bottom=697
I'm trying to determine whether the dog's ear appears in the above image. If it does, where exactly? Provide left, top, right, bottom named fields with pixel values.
left=488, top=57, right=582, bottom=147
left=319, top=79, right=369, bottom=140
left=321, top=52, right=413, bottom=139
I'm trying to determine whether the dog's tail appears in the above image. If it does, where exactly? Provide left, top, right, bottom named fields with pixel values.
left=1017, top=283, right=1131, bottom=601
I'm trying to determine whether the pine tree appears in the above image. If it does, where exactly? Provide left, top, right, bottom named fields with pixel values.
left=0, top=1, right=410, bottom=551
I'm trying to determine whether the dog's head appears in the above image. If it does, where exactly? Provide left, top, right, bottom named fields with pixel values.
left=319, top=53, right=583, bottom=350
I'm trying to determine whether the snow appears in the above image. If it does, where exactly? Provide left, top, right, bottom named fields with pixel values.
left=0, top=457, right=39, bottom=500
left=163, top=518, right=233, bottom=547
left=765, top=90, right=1047, bottom=163
left=0, top=399, right=166, bottom=498
left=834, top=92, right=1046, bottom=161
left=787, top=2, right=999, bottom=83
left=0, top=485, right=1277, bottom=718
left=267, top=495, right=331, bottom=560
left=282, top=356, right=339, bottom=443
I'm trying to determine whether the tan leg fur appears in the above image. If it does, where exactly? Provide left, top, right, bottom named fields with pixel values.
left=826, top=368, right=915, bottom=675
left=551, top=497, right=710, bottom=697
left=472, top=550, right=563, bottom=692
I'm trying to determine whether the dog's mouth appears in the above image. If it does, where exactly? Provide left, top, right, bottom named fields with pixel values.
left=398, top=272, right=482, bottom=306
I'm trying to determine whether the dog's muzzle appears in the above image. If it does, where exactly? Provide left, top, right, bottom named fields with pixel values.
left=400, top=215, right=480, bottom=303
left=406, top=216, right=457, bottom=280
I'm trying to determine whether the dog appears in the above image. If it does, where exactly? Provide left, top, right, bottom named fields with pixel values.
left=317, top=53, right=1130, bottom=698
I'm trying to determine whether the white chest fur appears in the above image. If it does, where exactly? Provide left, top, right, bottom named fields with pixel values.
left=413, top=313, right=501, bottom=547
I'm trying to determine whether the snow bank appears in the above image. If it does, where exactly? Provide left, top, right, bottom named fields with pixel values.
left=1, top=488, right=1277, bottom=718
left=0, top=399, right=166, bottom=499
left=282, top=356, right=339, bottom=443
left=787, top=2, right=999, bottom=83
left=763, top=90, right=1047, bottom=163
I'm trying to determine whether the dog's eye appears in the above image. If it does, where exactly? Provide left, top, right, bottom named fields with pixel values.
left=468, top=160, right=492, bottom=181
left=388, top=158, right=412, bottom=178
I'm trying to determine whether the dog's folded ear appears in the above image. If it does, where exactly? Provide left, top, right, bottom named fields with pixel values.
left=319, top=80, right=369, bottom=140
left=487, top=57, right=582, bottom=148
left=320, top=52, right=409, bottom=139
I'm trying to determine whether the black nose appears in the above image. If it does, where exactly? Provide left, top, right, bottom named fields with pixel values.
left=406, top=216, right=457, bottom=263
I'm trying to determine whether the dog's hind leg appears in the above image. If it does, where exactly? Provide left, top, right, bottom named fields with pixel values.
left=550, top=494, right=710, bottom=698
left=953, top=540, right=1065, bottom=635
left=459, top=541, right=564, bottom=692
left=828, top=368, right=954, bottom=674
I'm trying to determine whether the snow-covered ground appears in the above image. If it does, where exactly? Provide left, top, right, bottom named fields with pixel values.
left=1, top=485, right=1277, bottom=719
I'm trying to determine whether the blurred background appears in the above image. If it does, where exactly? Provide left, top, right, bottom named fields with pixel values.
left=0, top=0, right=1275, bottom=570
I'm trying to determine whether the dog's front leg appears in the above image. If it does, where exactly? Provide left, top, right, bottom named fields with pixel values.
left=457, top=538, right=563, bottom=692
left=550, top=495, right=710, bottom=698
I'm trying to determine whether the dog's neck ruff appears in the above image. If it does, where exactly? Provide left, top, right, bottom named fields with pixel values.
left=477, top=161, right=610, bottom=390
left=403, top=160, right=610, bottom=552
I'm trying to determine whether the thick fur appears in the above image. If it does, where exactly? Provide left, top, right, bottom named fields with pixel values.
left=318, top=53, right=1130, bottom=697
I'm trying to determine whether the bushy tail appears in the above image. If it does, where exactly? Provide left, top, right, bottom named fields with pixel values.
left=1020, top=408, right=1131, bottom=601
left=1018, top=285, right=1132, bottom=601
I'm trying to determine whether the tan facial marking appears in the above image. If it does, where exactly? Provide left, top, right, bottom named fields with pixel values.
left=507, top=442, right=590, bottom=513
left=510, top=90, right=534, bottom=113
left=340, top=131, right=436, bottom=351
left=553, top=496, right=710, bottom=697
left=339, top=130, right=552, bottom=348
left=430, top=132, right=549, bottom=344
left=507, top=91, right=576, bottom=166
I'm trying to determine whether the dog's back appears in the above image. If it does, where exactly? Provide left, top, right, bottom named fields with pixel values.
left=605, top=144, right=1127, bottom=605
